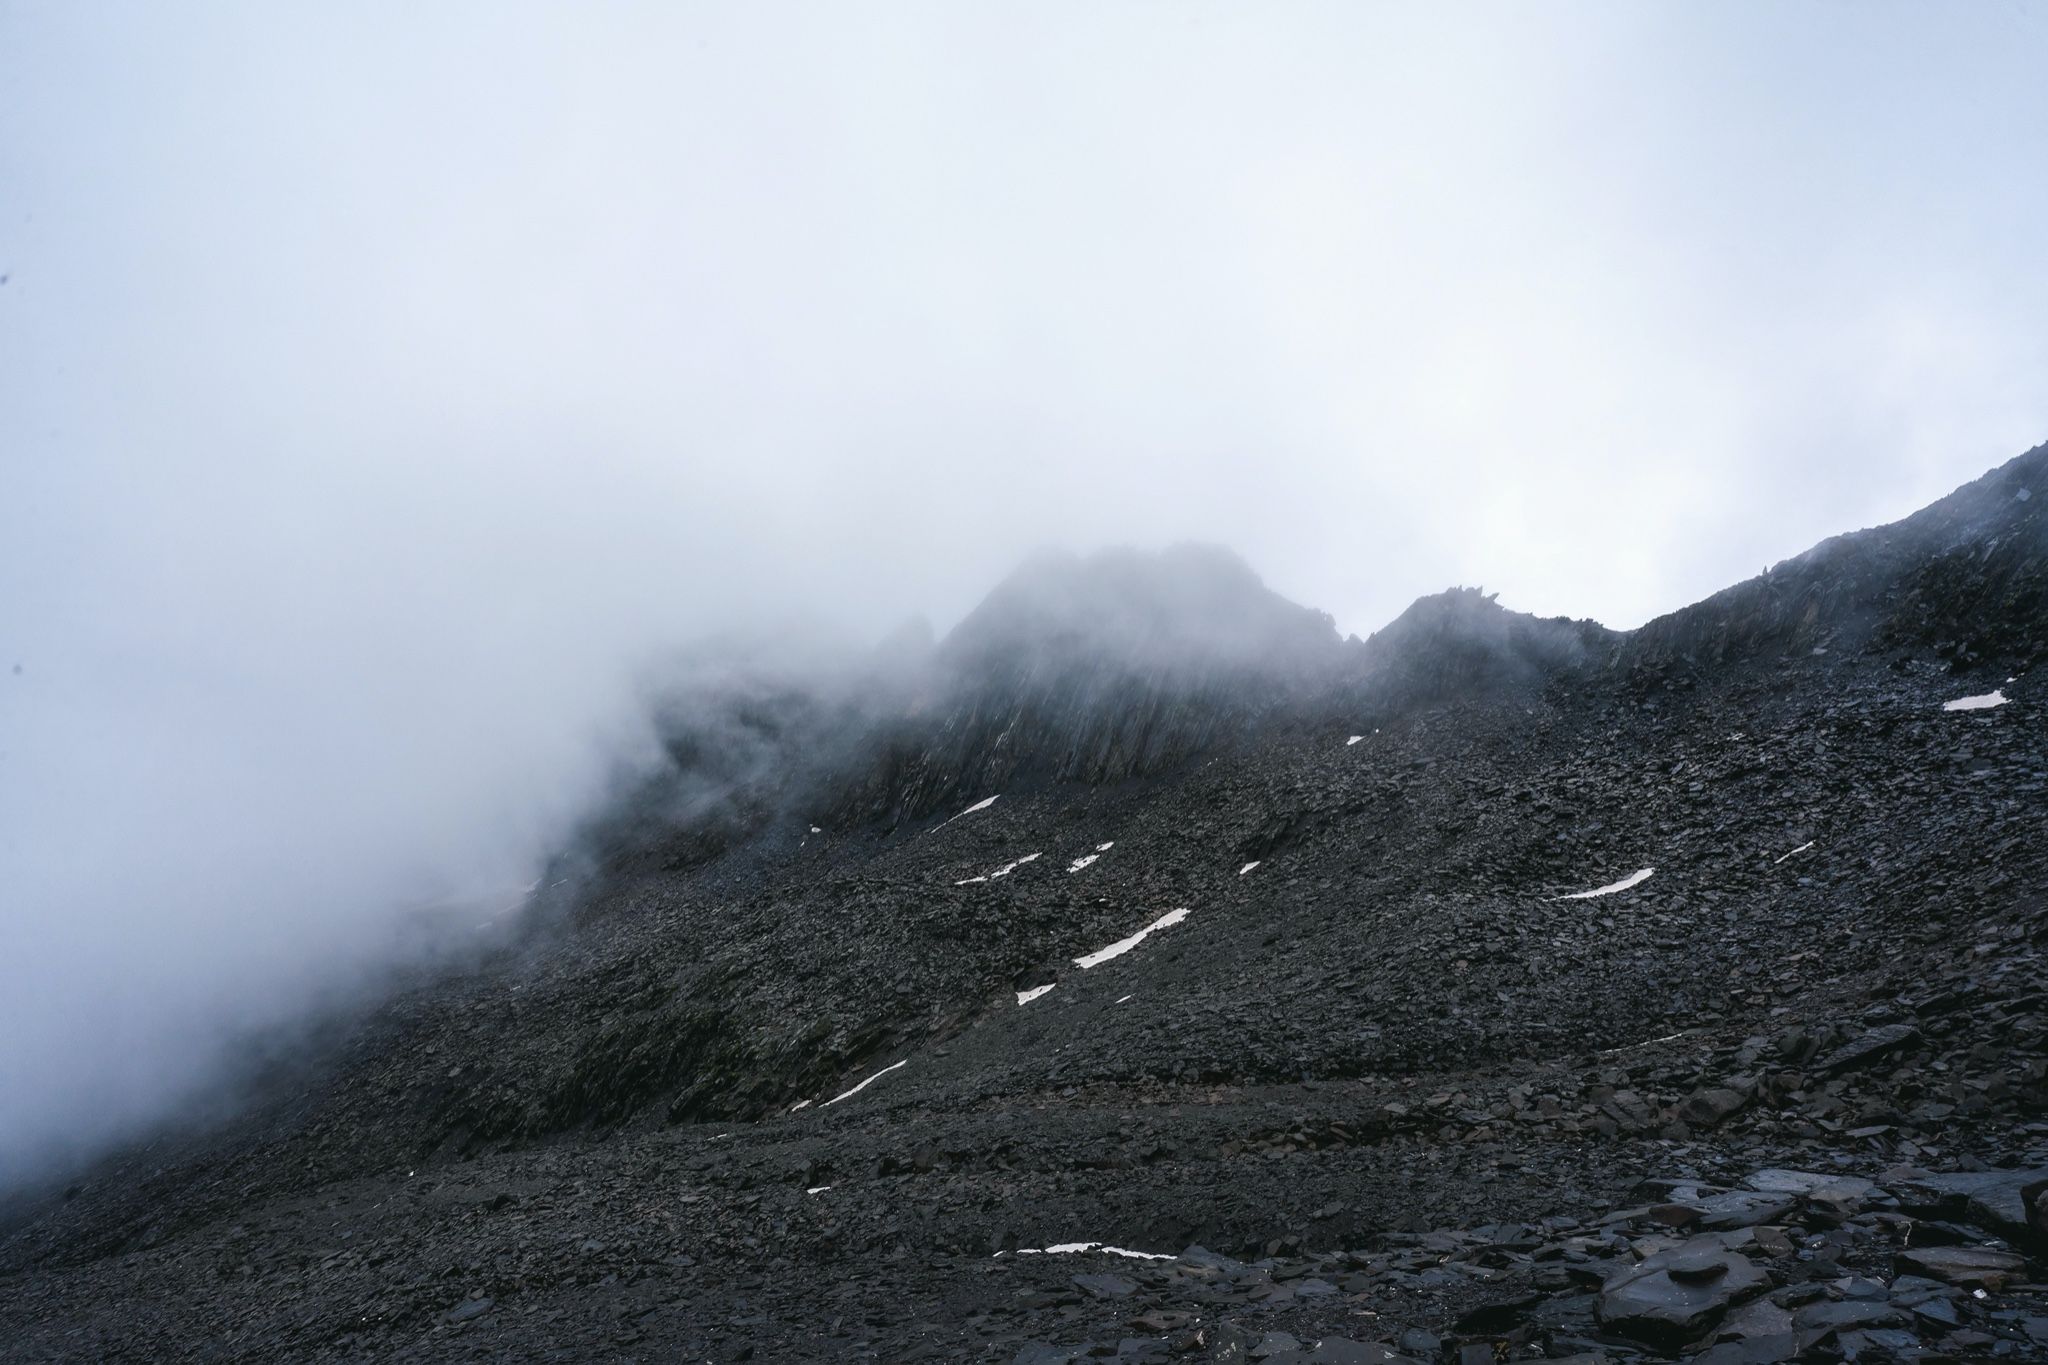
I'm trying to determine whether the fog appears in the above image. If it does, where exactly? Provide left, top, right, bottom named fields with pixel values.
left=2, top=3, right=2045, bottom=1186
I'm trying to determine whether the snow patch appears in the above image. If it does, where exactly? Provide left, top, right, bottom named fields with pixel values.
left=806, top=1185, right=832, bottom=1195
left=1238, top=861, right=1260, bottom=876
left=1096, top=842, right=1114, bottom=851
left=1944, top=690, right=2009, bottom=712
left=809, top=825, right=822, bottom=834
left=1004, top=1242, right=1174, bottom=1261
left=1558, top=868, right=1654, bottom=900
left=1115, top=994, right=1133, bottom=1004
left=934, top=795, right=1000, bottom=830
left=1597, top=1030, right=1690, bottom=1057
left=1068, top=854, right=1100, bottom=873
left=993, top=853, right=1041, bottom=878
left=1016, top=984, right=1055, bottom=1006
left=1774, top=841, right=1815, bottom=865
left=953, top=875, right=988, bottom=885
left=823, top=1059, right=907, bottom=1107
left=1346, top=735, right=1363, bottom=746
left=789, top=1100, right=812, bottom=1113
left=1075, top=908, right=1190, bottom=969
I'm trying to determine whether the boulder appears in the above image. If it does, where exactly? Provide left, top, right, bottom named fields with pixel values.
left=1678, top=1088, right=1751, bottom=1128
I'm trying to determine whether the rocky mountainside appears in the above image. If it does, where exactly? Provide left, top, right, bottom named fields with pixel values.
left=3, top=444, right=2046, bottom=1364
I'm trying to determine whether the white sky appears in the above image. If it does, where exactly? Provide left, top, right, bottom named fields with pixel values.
left=1, top=1, right=2044, bottom=1182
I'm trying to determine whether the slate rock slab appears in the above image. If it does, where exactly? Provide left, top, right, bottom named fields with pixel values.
left=1678, top=1087, right=1751, bottom=1128
left=1695, top=1190, right=1798, bottom=1231
left=1597, top=1236, right=1769, bottom=1346
left=1895, top=1167, right=2048, bottom=1239
left=1896, top=1244, right=2029, bottom=1290
left=1815, top=1023, right=1920, bottom=1074
left=1689, top=1335, right=1797, bottom=1365
left=1072, top=1272, right=1138, bottom=1299
left=1744, top=1168, right=1877, bottom=1202
left=1790, top=1298, right=1905, bottom=1333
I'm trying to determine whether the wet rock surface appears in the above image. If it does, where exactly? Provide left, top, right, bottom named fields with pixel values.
left=2, top=446, right=2047, bottom=1361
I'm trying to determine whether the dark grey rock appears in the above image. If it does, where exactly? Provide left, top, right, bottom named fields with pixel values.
left=1678, top=1087, right=1750, bottom=1127
left=1895, top=1167, right=2048, bottom=1237
left=1843, top=1328, right=1923, bottom=1353
left=1396, top=1328, right=1441, bottom=1356
left=1071, top=1272, right=1138, bottom=1299
left=1695, top=1190, right=1798, bottom=1231
left=1744, top=1169, right=1876, bottom=1202
left=1896, top=1244, right=2027, bottom=1289
left=1719, top=1294, right=1795, bottom=1340
left=1012, top=1346, right=1075, bottom=1365
left=1598, top=1236, right=1769, bottom=1346
left=1688, top=1336, right=1796, bottom=1365
left=1815, top=1024, right=1921, bottom=1074
left=1789, top=1299, right=1904, bottom=1333
left=1305, top=1341, right=1417, bottom=1365
left=1453, top=1291, right=1542, bottom=1332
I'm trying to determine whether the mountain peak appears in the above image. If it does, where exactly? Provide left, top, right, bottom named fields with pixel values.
left=942, top=542, right=1340, bottom=674
left=1356, top=585, right=1618, bottom=706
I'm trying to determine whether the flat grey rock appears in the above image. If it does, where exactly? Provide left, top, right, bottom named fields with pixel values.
left=1598, top=1236, right=1768, bottom=1346
left=1896, top=1244, right=2027, bottom=1290
left=1816, top=1023, right=1921, bottom=1074
left=1895, top=1167, right=2048, bottom=1236
left=1071, top=1272, right=1138, bottom=1299
left=1743, top=1168, right=1876, bottom=1202
left=1790, top=1298, right=1904, bottom=1333
left=1688, top=1335, right=1797, bottom=1365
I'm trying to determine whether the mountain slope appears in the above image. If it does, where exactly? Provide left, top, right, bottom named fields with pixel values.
left=3, top=446, right=2046, bottom=1364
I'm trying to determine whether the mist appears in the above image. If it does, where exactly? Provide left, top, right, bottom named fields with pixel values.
left=3, top=2, right=2045, bottom=1187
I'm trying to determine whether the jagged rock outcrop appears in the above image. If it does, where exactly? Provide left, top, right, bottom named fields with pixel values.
left=1353, top=586, right=1616, bottom=714
left=832, top=545, right=1348, bottom=819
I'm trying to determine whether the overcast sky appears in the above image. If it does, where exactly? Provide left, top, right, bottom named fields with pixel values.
left=2, top=1, right=2045, bottom=1183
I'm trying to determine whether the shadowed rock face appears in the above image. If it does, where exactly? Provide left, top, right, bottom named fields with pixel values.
left=5, top=446, right=2048, bottom=1363
left=584, top=545, right=1357, bottom=875
left=1354, top=586, right=1616, bottom=715
left=606, top=545, right=1626, bottom=864
left=845, top=545, right=1350, bottom=813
